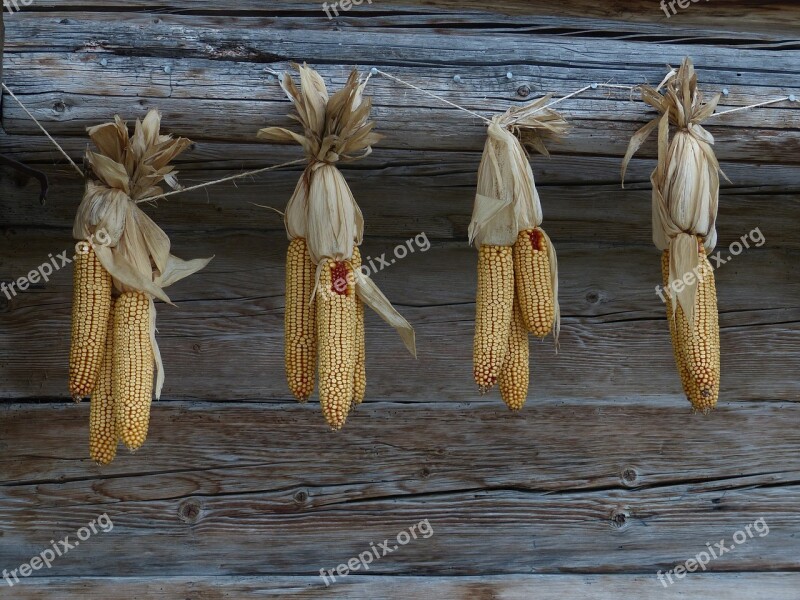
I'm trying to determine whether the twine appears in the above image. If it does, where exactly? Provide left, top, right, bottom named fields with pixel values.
left=2, top=83, right=84, bottom=178
left=2, top=73, right=796, bottom=199
left=136, top=158, right=306, bottom=203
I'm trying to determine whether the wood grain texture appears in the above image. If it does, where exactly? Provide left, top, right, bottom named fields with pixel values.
left=6, top=574, right=800, bottom=600
left=6, top=574, right=800, bottom=599
left=2, top=401, right=800, bottom=578
left=1, top=8, right=799, bottom=163
left=0, top=0, right=798, bottom=593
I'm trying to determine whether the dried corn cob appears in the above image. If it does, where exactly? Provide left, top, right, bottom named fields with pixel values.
left=665, top=243, right=720, bottom=412
left=498, top=299, right=530, bottom=411
left=113, top=291, right=155, bottom=450
left=89, top=298, right=117, bottom=465
left=662, top=249, right=691, bottom=398
left=317, top=258, right=357, bottom=429
left=351, top=246, right=366, bottom=406
left=262, top=66, right=414, bottom=429
left=514, top=228, right=556, bottom=338
left=473, top=244, right=514, bottom=393
left=69, top=242, right=113, bottom=400
left=623, top=58, right=723, bottom=413
left=285, top=237, right=317, bottom=402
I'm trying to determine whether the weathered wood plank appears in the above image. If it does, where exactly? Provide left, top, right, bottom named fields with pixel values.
left=4, top=133, right=799, bottom=190
left=3, top=400, right=799, bottom=501
left=0, top=230, right=796, bottom=401
left=6, top=51, right=799, bottom=116
left=3, top=16, right=798, bottom=162
left=16, top=0, right=800, bottom=40
left=8, top=574, right=800, bottom=599
left=1, top=1, right=799, bottom=587
left=0, top=165, right=796, bottom=250
left=1, top=402, right=800, bottom=576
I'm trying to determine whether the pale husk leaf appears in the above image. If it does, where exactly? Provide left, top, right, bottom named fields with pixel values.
left=469, top=122, right=522, bottom=247
left=354, top=269, right=416, bottom=357
left=284, top=175, right=309, bottom=240
left=540, top=228, right=561, bottom=345
left=305, top=164, right=364, bottom=264
left=470, top=100, right=567, bottom=247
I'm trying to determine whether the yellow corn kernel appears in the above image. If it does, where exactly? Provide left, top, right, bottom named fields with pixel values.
left=662, top=249, right=691, bottom=400
left=113, top=291, right=155, bottom=450
left=473, top=244, right=514, bottom=393
left=316, top=258, right=357, bottom=429
left=679, top=244, right=720, bottom=413
left=285, top=237, right=317, bottom=402
left=69, top=242, right=113, bottom=400
left=498, top=299, right=530, bottom=411
left=351, top=246, right=366, bottom=406
left=513, top=228, right=555, bottom=338
left=664, top=243, right=721, bottom=413
left=89, top=298, right=117, bottom=465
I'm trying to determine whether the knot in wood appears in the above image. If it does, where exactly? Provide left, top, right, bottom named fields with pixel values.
left=178, top=499, right=202, bottom=524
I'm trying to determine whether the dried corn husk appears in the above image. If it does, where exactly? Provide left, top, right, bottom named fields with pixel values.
left=260, top=65, right=415, bottom=355
left=469, top=95, right=566, bottom=408
left=469, top=96, right=566, bottom=340
left=622, top=57, right=724, bottom=326
left=259, top=64, right=415, bottom=424
left=73, top=110, right=212, bottom=398
left=622, top=57, right=723, bottom=412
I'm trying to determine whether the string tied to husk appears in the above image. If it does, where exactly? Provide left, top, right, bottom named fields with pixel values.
left=468, top=95, right=568, bottom=343
left=621, top=57, right=725, bottom=326
left=73, top=109, right=213, bottom=397
left=258, top=63, right=415, bottom=356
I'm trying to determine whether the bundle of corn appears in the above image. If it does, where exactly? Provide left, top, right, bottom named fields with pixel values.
left=259, top=64, right=416, bottom=430
left=469, top=96, right=566, bottom=410
left=622, top=57, right=723, bottom=413
left=71, top=110, right=212, bottom=463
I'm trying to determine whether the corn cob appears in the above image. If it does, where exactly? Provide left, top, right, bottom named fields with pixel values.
left=69, top=242, right=113, bottom=400
left=351, top=247, right=366, bottom=406
left=285, top=237, right=317, bottom=402
left=662, top=250, right=691, bottom=399
left=664, top=243, right=720, bottom=412
left=89, top=298, right=117, bottom=465
left=498, top=299, right=530, bottom=411
left=316, top=259, right=357, bottom=429
left=474, top=244, right=514, bottom=393
left=113, top=291, right=155, bottom=450
left=513, top=228, right=555, bottom=338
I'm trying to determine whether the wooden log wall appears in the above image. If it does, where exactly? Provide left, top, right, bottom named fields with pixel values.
left=1, top=1, right=799, bottom=597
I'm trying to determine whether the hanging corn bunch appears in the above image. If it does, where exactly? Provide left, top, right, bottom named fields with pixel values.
left=71, top=110, right=212, bottom=463
left=622, top=57, right=723, bottom=413
left=469, top=97, right=566, bottom=410
left=259, top=64, right=416, bottom=430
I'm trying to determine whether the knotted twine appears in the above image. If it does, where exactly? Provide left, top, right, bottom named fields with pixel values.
left=73, top=110, right=213, bottom=397
left=258, top=64, right=416, bottom=356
